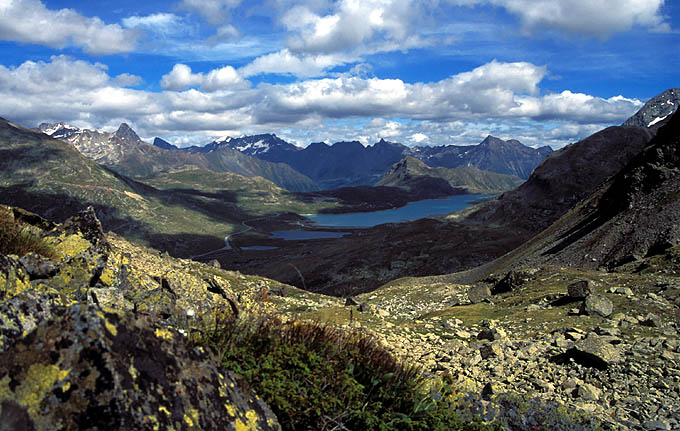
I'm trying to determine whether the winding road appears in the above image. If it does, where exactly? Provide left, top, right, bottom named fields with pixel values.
left=190, top=213, right=280, bottom=260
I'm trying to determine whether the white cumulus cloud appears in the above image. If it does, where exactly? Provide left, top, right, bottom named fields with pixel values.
left=282, top=0, right=427, bottom=54
left=0, top=56, right=645, bottom=149
left=449, top=0, right=670, bottom=37
left=161, top=63, right=248, bottom=91
left=0, top=0, right=138, bottom=54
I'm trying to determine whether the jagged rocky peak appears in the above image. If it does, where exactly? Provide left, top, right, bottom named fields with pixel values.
left=623, top=88, right=680, bottom=128
left=114, top=122, right=141, bottom=143
left=38, top=122, right=80, bottom=139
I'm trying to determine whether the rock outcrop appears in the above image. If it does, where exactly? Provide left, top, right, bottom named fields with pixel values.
left=0, top=299, right=280, bottom=430
left=0, top=206, right=282, bottom=430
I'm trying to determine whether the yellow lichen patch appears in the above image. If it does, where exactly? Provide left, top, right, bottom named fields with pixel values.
left=184, top=408, right=199, bottom=429
left=99, top=267, right=116, bottom=286
left=2, top=266, right=32, bottom=300
left=146, top=414, right=160, bottom=431
left=155, top=328, right=174, bottom=341
left=129, top=363, right=138, bottom=380
left=52, top=234, right=92, bottom=259
left=0, top=364, right=71, bottom=417
left=159, top=406, right=171, bottom=416
left=234, top=410, right=260, bottom=431
left=225, top=403, right=237, bottom=417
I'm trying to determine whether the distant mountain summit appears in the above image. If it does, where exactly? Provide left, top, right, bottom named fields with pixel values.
left=216, top=134, right=300, bottom=158
left=408, top=136, right=553, bottom=180
left=114, top=123, right=142, bottom=143
left=38, top=122, right=80, bottom=140
left=376, top=156, right=524, bottom=195
left=623, top=88, right=680, bottom=128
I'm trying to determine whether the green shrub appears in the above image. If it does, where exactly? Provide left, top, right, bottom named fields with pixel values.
left=195, top=315, right=499, bottom=431
left=0, top=207, right=54, bottom=257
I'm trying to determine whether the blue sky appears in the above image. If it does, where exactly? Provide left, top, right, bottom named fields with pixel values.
left=0, top=0, right=678, bottom=148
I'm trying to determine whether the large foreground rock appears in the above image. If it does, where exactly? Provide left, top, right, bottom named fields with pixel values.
left=554, top=333, right=623, bottom=370
left=0, top=299, right=281, bottom=431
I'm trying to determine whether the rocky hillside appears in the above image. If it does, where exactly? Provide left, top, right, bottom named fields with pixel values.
left=465, top=88, right=680, bottom=235
left=465, top=126, right=655, bottom=233
left=475, top=108, right=680, bottom=276
left=4, top=203, right=677, bottom=430
left=39, top=122, right=318, bottom=192
left=622, top=87, right=679, bottom=128
left=376, top=156, right=524, bottom=195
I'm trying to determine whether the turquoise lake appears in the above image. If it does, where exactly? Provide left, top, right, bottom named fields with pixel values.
left=305, top=194, right=489, bottom=228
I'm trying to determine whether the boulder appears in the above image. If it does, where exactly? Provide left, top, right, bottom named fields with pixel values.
left=553, top=333, right=623, bottom=370
left=577, top=384, right=602, bottom=401
left=492, top=268, right=537, bottom=294
left=468, top=284, right=492, bottom=304
left=567, top=280, right=594, bottom=298
left=583, top=294, right=613, bottom=318
left=0, top=300, right=281, bottom=431
left=640, top=313, right=661, bottom=327
left=345, top=296, right=359, bottom=306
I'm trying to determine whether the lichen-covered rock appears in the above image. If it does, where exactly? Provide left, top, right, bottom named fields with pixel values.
left=2, top=206, right=241, bottom=323
left=0, top=290, right=62, bottom=353
left=61, top=206, right=107, bottom=248
left=0, top=254, right=33, bottom=301
left=582, top=294, right=613, bottom=318
left=0, top=300, right=281, bottom=431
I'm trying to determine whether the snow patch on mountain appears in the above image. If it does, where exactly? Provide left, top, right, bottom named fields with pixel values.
left=648, top=115, right=669, bottom=127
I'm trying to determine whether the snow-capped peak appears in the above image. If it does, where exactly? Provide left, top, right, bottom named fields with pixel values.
left=39, top=122, right=79, bottom=136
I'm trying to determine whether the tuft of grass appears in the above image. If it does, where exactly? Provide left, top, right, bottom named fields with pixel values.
left=194, top=315, right=498, bottom=431
left=0, top=207, right=54, bottom=258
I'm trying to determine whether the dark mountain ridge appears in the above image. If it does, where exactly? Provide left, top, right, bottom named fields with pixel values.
left=463, top=88, right=680, bottom=234
left=164, top=133, right=552, bottom=190
left=464, top=108, right=680, bottom=282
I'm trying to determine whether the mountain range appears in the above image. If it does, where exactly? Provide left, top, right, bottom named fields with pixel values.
left=153, top=132, right=552, bottom=190
left=38, top=122, right=318, bottom=192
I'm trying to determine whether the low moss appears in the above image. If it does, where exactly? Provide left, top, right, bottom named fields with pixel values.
left=195, top=315, right=499, bottom=431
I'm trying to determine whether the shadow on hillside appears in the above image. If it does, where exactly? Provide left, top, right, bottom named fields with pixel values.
left=101, top=167, right=251, bottom=224
left=0, top=183, right=266, bottom=259
left=0, top=146, right=65, bottom=176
